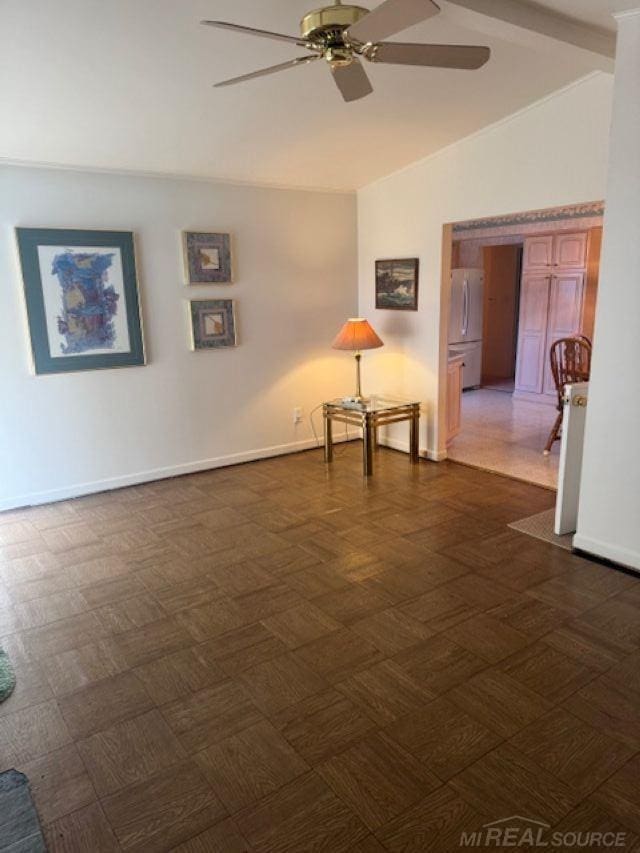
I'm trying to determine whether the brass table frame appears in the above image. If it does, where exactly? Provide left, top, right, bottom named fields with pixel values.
left=323, top=400, right=421, bottom=477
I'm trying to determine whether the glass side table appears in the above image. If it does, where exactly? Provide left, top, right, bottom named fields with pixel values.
left=323, top=396, right=421, bottom=477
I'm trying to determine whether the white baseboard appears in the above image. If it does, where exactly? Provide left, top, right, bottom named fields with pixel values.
left=573, top=533, right=640, bottom=574
left=0, top=433, right=355, bottom=512
left=377, top=435, right=446, bottom=463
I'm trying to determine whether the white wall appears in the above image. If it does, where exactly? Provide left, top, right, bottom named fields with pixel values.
left=0, top=166, right=357, bottom=510
left=357, top=72, right=614, bottom=456
left=575, top=11, right=640, bottom=571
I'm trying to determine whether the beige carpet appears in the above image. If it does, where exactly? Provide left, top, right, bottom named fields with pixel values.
left=509, top=508, right=573, bottom=551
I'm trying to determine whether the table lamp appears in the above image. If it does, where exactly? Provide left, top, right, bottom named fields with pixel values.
left=332, top=318, right=384, bottom=404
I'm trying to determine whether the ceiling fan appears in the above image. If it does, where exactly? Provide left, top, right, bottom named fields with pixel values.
left=202, top=0, right=491, bottom=103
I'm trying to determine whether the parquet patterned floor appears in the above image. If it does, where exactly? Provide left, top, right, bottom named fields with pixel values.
left=1, top=445, right=639, bottom=852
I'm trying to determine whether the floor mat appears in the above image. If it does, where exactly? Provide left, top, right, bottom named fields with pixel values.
left=0, top=770, right=46, bottom=852
left=509, top=507, right=573, bottom=551
left=0, top=649, right=15, bottom=703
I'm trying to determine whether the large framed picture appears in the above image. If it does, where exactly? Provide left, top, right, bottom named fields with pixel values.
left=375, top=258, right=419, bottom=311
left=189, top=299, right=237, bottom=350
left=182, top=231, right=233, bottom=284
left=16, top=228, right=145, bottom=375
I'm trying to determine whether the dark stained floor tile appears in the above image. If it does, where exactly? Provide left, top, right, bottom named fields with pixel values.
left=21, top=744, right=96, bottom=824
left=58, top=671, right=154, bottom=739
left=262, top=601, right=342, bottom=648
left=336, top=660, right=434, bottom=725
left=448, top=669, right=552, bottom=738
left=236, top=771, right=369, bottom=852
left=318, top=732, right=440, bottom=830
left=450, top=743, right=579, bottom=825
left=378, top=784, right=487, bottom=853
left=350, top=608, right=433, bottom=655
left=77, top=709, right=185, bottom=797
left=239, top=652, right=327, bottom=715
left=196, top=719, right=308, bottom=812
left=44, top=802, right=121, bottom=853
left=591, top=755, right=640, bottom=835
left=443, top=613, right=530, bottom=664
left=162, top=680, right=263, bottom=753
left=271, top=690, right=376, bottom=765
left=170, top=818, right=251, bottom=852
left=101, top=760, right=226, bottom=853
left=385, top=696, right=502, bottom=781
left=510, top=708, right=634, bottom=798
left=563, top=677, right=640, bottom=750
left=294, top=629, right=385, bottom=684
left=394, top=635, right=486, bottom=695
left=500, top=641, right=599, bottom=703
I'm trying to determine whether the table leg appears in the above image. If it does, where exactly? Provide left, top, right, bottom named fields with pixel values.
left=410, top=412, right=420, bottom=464
left=363, top=415, right=374, bottom=476
left=324, top=414, right=333, bottom=464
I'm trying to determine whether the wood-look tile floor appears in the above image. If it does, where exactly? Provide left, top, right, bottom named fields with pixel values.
left=1, top=445, right=640, bottom=852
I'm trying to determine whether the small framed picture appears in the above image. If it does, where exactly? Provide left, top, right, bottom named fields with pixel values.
left=189, top=299, right=237, bottom=350
left=375, top=258, right=419, bottom=311
left=16, top=227, right=145, bottom=375
left=182, top=231, right=233, bottom=284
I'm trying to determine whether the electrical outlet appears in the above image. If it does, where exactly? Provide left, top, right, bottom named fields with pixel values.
left=293, top=407, right=303, bottom=424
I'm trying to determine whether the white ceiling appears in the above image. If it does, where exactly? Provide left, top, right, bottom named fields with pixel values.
left=533, top=0, right=616, bottom=32
left=0, top=0, right=606, bottom=190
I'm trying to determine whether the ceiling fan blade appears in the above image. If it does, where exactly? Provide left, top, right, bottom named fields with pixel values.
left=347, top=0, right=440, bottom=45
left=369, top=42, right=490, bottom=69
left=202, top=20, right=310, bottom=48
left=214, top=55, right=320, bottom=89
left=331, top=59, right=374, bottom=103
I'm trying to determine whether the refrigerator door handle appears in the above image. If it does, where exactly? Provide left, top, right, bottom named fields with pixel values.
left=462, top=279, right=469, bottom=337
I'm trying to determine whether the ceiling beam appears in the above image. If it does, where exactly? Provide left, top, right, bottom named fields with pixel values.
left=442, top=0, right=616, bottom=70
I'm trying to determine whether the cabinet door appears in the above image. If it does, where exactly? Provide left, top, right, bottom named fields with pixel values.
left=447, top=360, right=463, bottom=444
left=543, top=272, right=586, bottom=395
left=553, top=233, right=588, bottom=269
left=515, top=273, right=551, bottom=394
left=523, top=236, right=554, bottom=270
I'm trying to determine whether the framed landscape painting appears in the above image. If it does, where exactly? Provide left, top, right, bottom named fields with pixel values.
left=16, top=227, right=145, bottom=375
left=183, top=231, right=233, bottom=284
left=189, top=299, right=237, bottom=350
left=376, top=258, right=419, bottom=311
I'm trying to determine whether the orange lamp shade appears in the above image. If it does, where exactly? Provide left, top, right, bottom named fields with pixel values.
left=332, top=318, right=384, bottom=352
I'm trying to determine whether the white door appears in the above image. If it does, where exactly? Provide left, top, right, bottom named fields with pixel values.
left=555, top=382, right=589, bottom=536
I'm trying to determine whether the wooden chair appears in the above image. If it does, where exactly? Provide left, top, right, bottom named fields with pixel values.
left=543, top=336, right=592, bottom=455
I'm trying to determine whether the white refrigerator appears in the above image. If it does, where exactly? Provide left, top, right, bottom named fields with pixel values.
left=449, top=268, right=484, bottom=390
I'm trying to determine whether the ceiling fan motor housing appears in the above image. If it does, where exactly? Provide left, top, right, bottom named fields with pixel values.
left=300, top=4, right=370, bottom=42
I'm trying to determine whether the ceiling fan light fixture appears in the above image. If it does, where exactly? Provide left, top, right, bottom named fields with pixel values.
left=325, top=46, right=354, bottom=67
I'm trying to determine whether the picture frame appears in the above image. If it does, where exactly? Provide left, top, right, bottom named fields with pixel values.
left=375, top=258, right=419, bottom=311
left=189, top=299, right=237, bottom=350
left=182, top=231, right=233, bottom=285
left=16, top=227, right=145, bottom=375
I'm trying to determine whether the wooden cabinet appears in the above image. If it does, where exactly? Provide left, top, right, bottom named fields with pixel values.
left=446, top=357, right=464, bottom=445
left=543, top=271, right=585, bottom=395
left=523, top=235, right=554, bottom=269
left=515, top=274, right=551, bottom=394
left=553, top=232, right=589, bottom=269
left=515, top=233, right=588, bottom=402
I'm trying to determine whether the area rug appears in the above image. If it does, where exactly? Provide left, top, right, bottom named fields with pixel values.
left=509, top=508, right=573, bottom=551
left=0, top=770, right=46, bottom=852
left=0, top=649, right=15, bottom=703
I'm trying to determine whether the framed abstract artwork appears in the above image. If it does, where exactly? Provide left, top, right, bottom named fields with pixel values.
left=375, top=258, right=419, bottom=311
left=16, top=227, right=145, bottom=375
left=189, top=299, right=237, bottom=350
left=182, top=231, right=233, bottom=284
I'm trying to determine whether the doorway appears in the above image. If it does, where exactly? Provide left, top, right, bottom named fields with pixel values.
left=439, top=203, right=604, bottom=491
left=481, top=245, right=522, bottom=393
